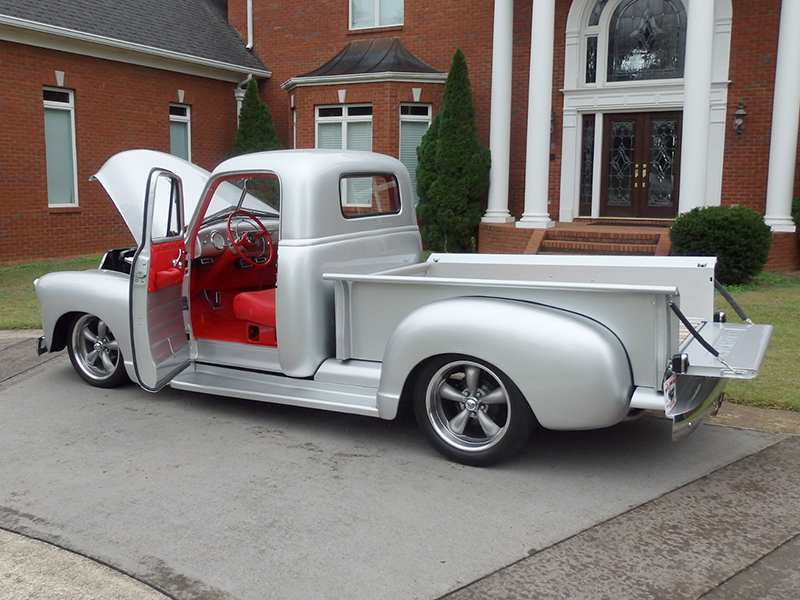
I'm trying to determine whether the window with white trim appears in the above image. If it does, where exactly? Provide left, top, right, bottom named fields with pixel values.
left=169, top=104, right=191, bottom=161
left=350, top=0, right=403, bottom=30
left=43, top=88, right=78, bottom=207
left=316, top=104, right=373, bottom=152
left=582, top=0, right=686, bottom=86
left=399, top=104, right=431, bottom=204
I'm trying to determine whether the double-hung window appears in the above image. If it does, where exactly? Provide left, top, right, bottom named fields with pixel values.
left=169, top=104, right=191, bottom=161
left=43, top=88, right=78, bottom=207
left=350, top=0, right=403, bottom=30
left=316, top=105, right=373, bottom=152
left=399, top=104, right=431, bottom=204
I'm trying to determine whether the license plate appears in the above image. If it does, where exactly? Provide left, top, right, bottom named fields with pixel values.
left=663, top=373, right=677, bottom=414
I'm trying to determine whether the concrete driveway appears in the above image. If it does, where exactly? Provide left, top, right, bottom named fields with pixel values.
left=0, top=347, right=796, bottom=599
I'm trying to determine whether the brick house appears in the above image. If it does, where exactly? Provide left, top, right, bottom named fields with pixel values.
left=0, top=0, right=268, bottom=265
left=2, top=0, right=799, bottom=270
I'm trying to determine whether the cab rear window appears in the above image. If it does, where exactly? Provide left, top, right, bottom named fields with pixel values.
left=340, top=174, right=401, bottom=218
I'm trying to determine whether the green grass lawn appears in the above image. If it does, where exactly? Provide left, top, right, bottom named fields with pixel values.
left=0, top=257, right=101, bottom=329
left=2, top=257, right=797, bottom=411
left=715, top=271, right=800, bottom=412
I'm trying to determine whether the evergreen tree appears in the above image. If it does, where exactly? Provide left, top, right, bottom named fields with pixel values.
left=415, top=48, right=491, bottom=252
left=228, top=78, right=281, bottom=158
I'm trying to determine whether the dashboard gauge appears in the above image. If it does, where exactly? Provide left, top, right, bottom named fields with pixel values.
left=210, top=230, right=227, bottom=251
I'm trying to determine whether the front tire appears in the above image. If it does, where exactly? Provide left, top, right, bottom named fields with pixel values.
left=67, top=314, right=128, bottom=388
left=413, top=355, right=534, bottom=466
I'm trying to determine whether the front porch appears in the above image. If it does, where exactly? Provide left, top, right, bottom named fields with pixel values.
left=478, top=220, right=672, bottom=257
left=478, top=220, right=800, bottom=273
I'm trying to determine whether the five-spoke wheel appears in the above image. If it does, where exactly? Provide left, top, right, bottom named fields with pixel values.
left=413, top=355, right=534, bottom=466
left=67, top=314, right=128, bottom=388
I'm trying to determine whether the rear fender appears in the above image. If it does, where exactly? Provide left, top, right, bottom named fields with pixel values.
left=377, top=297, right=633, bottom=429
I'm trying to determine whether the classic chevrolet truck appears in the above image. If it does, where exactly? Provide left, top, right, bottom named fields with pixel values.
left=34, top=149, right=772, bottom=465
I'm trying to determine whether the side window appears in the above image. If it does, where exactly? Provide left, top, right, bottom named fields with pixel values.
left=149, top=173, right=184, bottom=241
left=316, top=105, right=373, bottom=152
left=350, top=0, right=404, bottom=30
left=399, top=104, right=431, bottom=204
left=169, top=104, right=191, bottom=161
left=340, top=174, right=401, bottom=217
left=43, top=88, right=78, bottom=207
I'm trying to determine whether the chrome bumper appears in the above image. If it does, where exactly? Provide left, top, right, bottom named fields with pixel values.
left=670, top=375, right=726, bottom=440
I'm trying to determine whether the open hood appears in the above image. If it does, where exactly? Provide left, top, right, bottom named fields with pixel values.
left=92, top=150, right=211, bottom=246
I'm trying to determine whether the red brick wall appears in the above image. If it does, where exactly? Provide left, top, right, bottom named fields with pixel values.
left=0, top=41, right=239, bottom=266
left=232, top=0, right=495, bottom=152
left=721, top=0, right=781, bottom=214
left=477, top=223, right=533, bottom=254
left=765, top=232, right=800, bottom=272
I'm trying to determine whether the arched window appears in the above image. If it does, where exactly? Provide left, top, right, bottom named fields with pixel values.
left=607, top=0, right=686, bottom=81
left=583, top=0, right=686, bottom=85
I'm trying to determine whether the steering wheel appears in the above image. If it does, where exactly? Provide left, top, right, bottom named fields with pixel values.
left=226, top=210, right=275, bottom=267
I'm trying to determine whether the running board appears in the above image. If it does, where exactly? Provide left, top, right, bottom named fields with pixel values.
left=170, top=363, right=380, bottom=417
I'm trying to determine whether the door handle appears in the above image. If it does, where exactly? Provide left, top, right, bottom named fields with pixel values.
left=172, top=249, right=186, bottom=269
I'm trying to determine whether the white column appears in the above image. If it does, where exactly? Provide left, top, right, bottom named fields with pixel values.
left=518, top=0, right=555, bottom=229
left=483, top=0, right=515, bottom=223
left=678, top=0, right=715, bottom=214
left=764, top=0, right=800, bottom=233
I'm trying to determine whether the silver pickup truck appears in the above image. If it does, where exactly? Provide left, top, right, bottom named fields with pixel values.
left=35, top=149, right=772, bottom=465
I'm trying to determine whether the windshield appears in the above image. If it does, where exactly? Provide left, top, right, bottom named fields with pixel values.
left=203, top=174, right=280, bottom=225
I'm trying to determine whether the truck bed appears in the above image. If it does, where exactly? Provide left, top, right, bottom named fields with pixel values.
left=326, top=254, right=719, bottom=390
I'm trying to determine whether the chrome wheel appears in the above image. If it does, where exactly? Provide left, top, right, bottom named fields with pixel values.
left=67, top=314, right=127, bottom=388
left=414, top=356, right=534, bottom=466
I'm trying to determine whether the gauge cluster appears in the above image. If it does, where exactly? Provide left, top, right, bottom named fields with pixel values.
left=194, top=220, right=278, bottom=259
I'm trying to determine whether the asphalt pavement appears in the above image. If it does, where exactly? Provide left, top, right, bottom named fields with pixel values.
left=1, top=329, right=799, bottom=600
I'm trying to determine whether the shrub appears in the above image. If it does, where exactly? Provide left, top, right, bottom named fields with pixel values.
left=792, top=196, right=800, bottom=226
left=228, top=78, right=281, bottom=159
left=415, top=48, right=490, bottom=253
left=669, top=206, right=772, bottom=285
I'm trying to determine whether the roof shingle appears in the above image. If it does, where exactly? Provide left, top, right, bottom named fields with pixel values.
left=0, top=0, right=267, bottom=72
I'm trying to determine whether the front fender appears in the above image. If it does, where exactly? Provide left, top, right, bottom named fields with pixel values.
left=377, top=297, right=633, bottom=429
left=35, top=269, right=133, bottom=376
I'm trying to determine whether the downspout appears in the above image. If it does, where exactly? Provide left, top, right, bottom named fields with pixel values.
left=246, top=0, right=254, bottom=50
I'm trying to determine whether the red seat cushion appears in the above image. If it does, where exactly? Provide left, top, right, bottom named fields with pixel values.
left=233, top=288, right=276, bottom=329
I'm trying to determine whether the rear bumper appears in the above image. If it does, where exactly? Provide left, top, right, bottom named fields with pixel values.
left=670, top=375, right=727, bottom=440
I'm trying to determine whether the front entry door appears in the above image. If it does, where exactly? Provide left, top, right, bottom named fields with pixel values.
left=600, top=112, right=682, bottom=219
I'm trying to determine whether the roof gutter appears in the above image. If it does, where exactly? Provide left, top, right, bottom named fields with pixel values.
left=0, top=14, right=271, bottom=78
left=282, top=71, right=447, bottom=91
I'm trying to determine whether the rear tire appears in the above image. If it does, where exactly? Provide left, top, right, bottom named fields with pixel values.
left=413, top=355, right=534, bottom=466
left=67, top=314, right=128, bottom=388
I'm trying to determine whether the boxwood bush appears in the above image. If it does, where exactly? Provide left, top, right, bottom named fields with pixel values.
left=669, top=206, right=772, bottom=285
left=792, top=196, right=800, bottom=226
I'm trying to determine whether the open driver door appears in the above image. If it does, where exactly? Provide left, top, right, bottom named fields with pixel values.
left=129, top=168, right=191, bottom=391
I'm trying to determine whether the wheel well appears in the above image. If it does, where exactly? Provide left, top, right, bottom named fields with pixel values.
left=50, top=311, right=83, bottom=352
left=399, top=353, right=539, bottom=424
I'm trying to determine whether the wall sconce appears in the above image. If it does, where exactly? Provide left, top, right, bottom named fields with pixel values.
left=733, top=99, right=747, bottom=135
